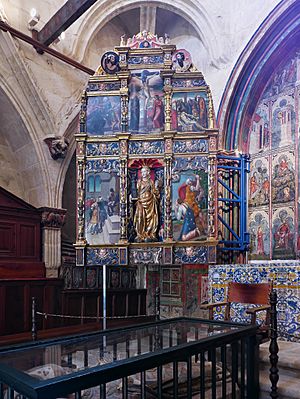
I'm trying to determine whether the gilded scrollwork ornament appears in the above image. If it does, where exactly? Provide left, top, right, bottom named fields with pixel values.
left=164, top=156, right=173, bottom=241
left=120, top=158, right=128, bottom=241
left=208, top=155, right=217, bottom=239
left=77, top=158, right=86, bottom=243
left=121, top=95, right=129, bottom=133
left=164, top=90, right=172, bottom=131
left=207, top=86, right=214, bottom=129
left=80, top=92, right=87, bottom=133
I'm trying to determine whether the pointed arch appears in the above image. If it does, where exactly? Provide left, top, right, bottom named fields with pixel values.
left=69, top=0, right=222, bottom=68
left=218, top=0, right=300, bottom=150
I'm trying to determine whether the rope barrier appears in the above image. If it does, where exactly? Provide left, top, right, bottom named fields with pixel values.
left=36, top=311, right=149, bottom=320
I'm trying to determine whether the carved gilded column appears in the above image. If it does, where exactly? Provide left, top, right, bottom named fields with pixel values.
left=162, top=73, right=173, bottom=131
left=76, top=154, right=86, bottom=244
left=164, top=154, right=173, bottom=241
left=208, top=155, right=217, bottom=240
left=80, top=91, right=87, bottom=133
left=119, top=154, right=128, bottom=242
left=164, top=136, right=173, bottom=241
left=207, top=86, right=215, bottom=129
left=119, top=72, right=129, bottom=133
left=76, top=91, right=87, bottom=245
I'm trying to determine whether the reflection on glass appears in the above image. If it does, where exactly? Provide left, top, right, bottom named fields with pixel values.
left=0, top=320, right=239, bottom=381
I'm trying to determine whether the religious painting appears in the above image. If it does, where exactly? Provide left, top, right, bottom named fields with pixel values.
left=171, top=92, right=208, bottom=132
left=263, top=56, right=297, bottom=98
left=248, top=210, right=270, bottom=260
left=172, top=157, right=208, bottom=241
left=127, top=159, right=164, bottom=243
left=86, top=95, right=121, bottom=135
left=271, top=95, right=295, bottom=148
left=172, top=49, right=192, bottom=72
left=272, top=207, right=295, bottom=259
left=100, top=51, right=120, bottom=75
left=272, top=151, right=295, bottom=204
left=249, top=102, right=270, bottom=154
left=85, top=160, right=120, bottom=245
left=249, top=157, right=270, bottom=207
left=128, top=69, right=164, bottom=134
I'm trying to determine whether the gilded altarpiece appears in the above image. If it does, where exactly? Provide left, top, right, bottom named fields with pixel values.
left=75, top=32, right=219, bottom=291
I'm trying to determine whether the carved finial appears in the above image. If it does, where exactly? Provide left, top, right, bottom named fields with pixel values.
left=164, top=33, right=170, bottom=44
left=120, top=34, right=126, bottom=46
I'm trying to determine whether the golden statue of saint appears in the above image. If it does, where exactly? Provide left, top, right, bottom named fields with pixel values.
left=134, top=166, right=160, bottom=242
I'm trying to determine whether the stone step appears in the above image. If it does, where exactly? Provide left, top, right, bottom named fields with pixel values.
left=260, top=370, right=300, bottom=399
left=260, top=340, right=300, bottom=371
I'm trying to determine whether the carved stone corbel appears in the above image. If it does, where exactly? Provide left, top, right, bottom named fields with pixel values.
left=44, top=136, right=69, bottom=160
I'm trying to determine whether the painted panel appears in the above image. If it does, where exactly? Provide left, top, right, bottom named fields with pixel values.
left=248, top=53, right=299, bottom=261
left=128, top=140, right=164, bottom=155
left=85, top=160, right=120, bottom=245
left=86, top=82, right=121, bottom=92
left=248, top=210, right=270, bottom=260
left=86, top=96, right=121, bottom=135
left=171, top=92, right=208, bottom=131
left=249, top=157, right=270, bottom=207
left=173, top=139, right=208, bottom=154
left=174, top=246, right=207, bottom=264
left=249, top=102, right=270, bottom=154
left=86, top=247, right=119, bottom=265
left=272, top=207, right=295, bottom=259
left=272, top=151, right=295, bottom=204
left=86, top=142, right=119, bottom=156
left=263, top=57, right=297, bottom=99
left=271, top=94, right=295, bottom=149
left=128, top=69, right=164, bottom=134
left=172, top=157, right=208, bottom=241
left=172, top=78, right=206, bottom=88
left=128, top=55, right=164, bottom=65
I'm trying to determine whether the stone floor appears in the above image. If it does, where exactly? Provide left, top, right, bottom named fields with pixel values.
left=259, top=340, right=300, bottom=399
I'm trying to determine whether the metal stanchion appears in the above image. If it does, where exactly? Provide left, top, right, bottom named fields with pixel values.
left=31, top=296, right=37, bottom=341
left=155, top=287, right=160, bottom=321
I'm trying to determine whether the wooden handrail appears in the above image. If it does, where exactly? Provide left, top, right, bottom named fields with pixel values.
left=0, top=21, right=95, bottom=75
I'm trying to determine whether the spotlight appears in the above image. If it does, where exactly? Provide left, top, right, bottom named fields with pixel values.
left=28, top=8, right=40, bottom=29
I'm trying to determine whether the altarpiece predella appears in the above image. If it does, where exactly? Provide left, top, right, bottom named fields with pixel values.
left=75, top=32, right=219, bottom=275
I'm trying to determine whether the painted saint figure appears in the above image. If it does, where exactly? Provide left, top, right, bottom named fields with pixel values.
left=152, top=95, right=164, bottom=128
left=256, top=225, right=264, bottom=255
left=274, top=220, right=292, bottom=249
left=134, top=166, right=160, bottom=242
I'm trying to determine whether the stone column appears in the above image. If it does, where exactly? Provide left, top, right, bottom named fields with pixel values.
left=40, top=207, right=67, bottom=277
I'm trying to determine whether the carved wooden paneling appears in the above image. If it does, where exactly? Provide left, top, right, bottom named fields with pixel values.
left=0, top=222, right=16, bottom=257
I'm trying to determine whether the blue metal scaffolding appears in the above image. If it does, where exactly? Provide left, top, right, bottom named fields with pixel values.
left=217, top=153, right=250, bottom=251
